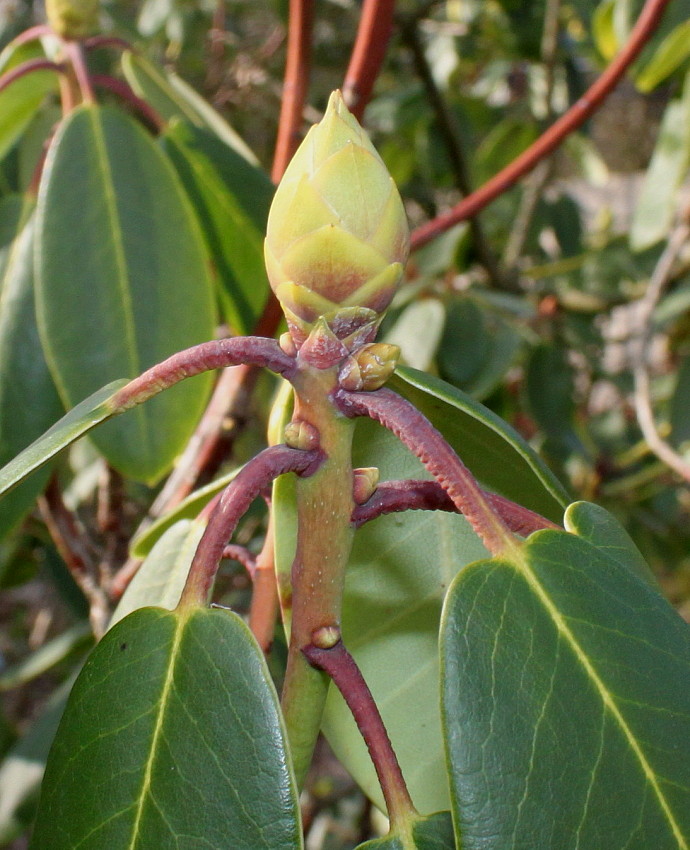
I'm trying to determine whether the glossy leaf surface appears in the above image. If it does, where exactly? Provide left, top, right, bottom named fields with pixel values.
left=161, top=121, right=273, bottom=333
left=441, top=529, right=690, bottom=849
left=0, top=197, right=62, bottom=536
left=357, top=812, right=456, bottom=849
left=388, top=366, right=568, bottom=521
left=35, top=105, right=216, bottom=483
left=31, top=606, right=302, bottom=849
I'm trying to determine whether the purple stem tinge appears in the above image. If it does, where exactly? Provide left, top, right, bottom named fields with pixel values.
left=179, top=445, right=322, bottom=607
left=352, top=479, right=559, bottom=535
left=302, top=639, right=415, bottom=827
left=334, top=387, right=515, bottom=555
left=109, top=336, right=297, bottom=412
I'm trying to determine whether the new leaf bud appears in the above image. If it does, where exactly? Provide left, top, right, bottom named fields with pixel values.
left=265, top=91, right=409, bottom=350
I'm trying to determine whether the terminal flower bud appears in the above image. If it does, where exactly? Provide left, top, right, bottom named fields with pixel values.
left=46, top=0, right=99, bottom=38
left=265, top=90, right=409, bottom=349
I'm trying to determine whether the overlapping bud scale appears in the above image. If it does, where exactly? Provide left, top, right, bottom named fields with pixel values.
left=265, top=91, right=409, bottom=350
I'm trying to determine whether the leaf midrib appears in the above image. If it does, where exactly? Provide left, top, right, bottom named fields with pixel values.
left=126, top=611, right=187, bottom=848
left=513, top=542, right=688, bottom=849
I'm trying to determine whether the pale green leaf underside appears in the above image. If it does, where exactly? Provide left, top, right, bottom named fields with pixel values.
left=322, top=418, right=488, bottom=816
left=442, top=529, right=690, bottom=849
left=0, top=380, right=125, bottom=499
left=110, top=519, right=206, bottom=627
left=356, top=812, right=456, bottom=849
left=31, top=607, right=303, bottom=850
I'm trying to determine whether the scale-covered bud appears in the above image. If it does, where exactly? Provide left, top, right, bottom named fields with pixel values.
left=265, top=90, right=409, bottom=350
left=338, top=343, right=400, bottom=391
left=46, top=0, right=99, bottom=38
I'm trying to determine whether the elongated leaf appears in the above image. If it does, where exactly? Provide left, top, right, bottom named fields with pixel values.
left=111, top=518, right=206, bottom=626
left=161, top=121, right=273, bottom=333
left=0, top=43, right=59, bottom=163
left=0, top=379, right=125, bottom=500
left=630, top=73, right=690, bottom=251
left=31, top=606, right=303, bottom=849
left=130, top=466, right=240, bottom=557
left=0, top=678, right=73, bottom=844
left=321, top=418, right=488, bottom=815
left=388, top=366, right=568, bottom=521
left=441, top=529, right=690, bottom=849
left=0, top=622, right=91, bottom=691
left=35, top=104, right=216, bottom=483
left=636, top=20, right=690, bottom=92
left=121, top=51, right=258, bottom=163
left=0, top=196, right=63, bottom=536
left=357, top=812, right=456, bottom=849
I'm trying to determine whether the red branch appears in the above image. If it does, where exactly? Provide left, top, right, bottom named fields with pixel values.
left=335, top=387, right=514, bottom=555
left=179, top=445, right=322, bottom=607
left=410, top=0, right=673, bottom=251
left=271, top=0, right=314, bottom=183
left=91, top=74, right=165, bottom=132
left=303, top=639, right=415, bottom=826
left=342, top=0, right=396, bottom=120
left=352, top=479, right=560, bottom=535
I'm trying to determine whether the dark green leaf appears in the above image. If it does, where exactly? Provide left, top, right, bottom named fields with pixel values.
left=564, top=500, right=658, bottom=587
left=388, top=366, right=569, bottom=521
left=441, top=529, right=690, bottom=849
left=357, top=812, right=456, bottom=849
left=0, top=197, right=63, bottom=536
left=35, top=105, right=216, bottom=483
left=161, top=121, right=273, bottom=333
left=438, top=298, right=522, bottom=400
left=670, top=354, right=690, bottom=449
left=31, top=606, right=303, bottom=849
left=525, top=342, right=579, bottom=448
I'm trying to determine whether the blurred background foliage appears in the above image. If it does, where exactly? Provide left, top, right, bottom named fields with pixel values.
left=1, top=0, right=690, bottom=846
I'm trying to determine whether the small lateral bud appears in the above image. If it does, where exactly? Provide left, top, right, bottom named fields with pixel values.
left=311, top=625, right=341, bottom=649
left=279, top=332, right=297, bottom=357
left=353, top=467, right=379, bottom=505
left=338, top=343, right=400, bottom=391
left=284, top=420, right=320, bottom=451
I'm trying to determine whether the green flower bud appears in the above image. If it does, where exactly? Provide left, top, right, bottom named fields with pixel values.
left=265, top=90, right=409, bottom=349
left=338, top=343, right=400, bottom=391
left=46, top=0, right=99, bottom=38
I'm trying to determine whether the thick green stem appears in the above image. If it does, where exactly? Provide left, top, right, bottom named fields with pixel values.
left=280, top=362, right=356, bottom=785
